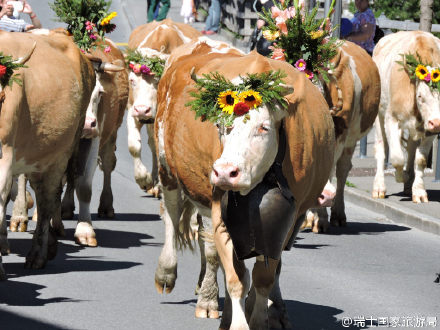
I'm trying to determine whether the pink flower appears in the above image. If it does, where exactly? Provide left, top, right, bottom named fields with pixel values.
left=304, top=69, right=314, bottom=80
left=129, top=63, right=134, bottom=69
left=86, top=25, right=93, bottom=31
left=275, top=17, right=288, bottom=35
left=89, top=34, right=97, bottom=40
left=295, top=59, right=307, bottom=71
left=104, top=46, right=111, bottom=53
left=269, top=46, right=286, bottom=61
left=424, top=73, right=431, bottom=82
left=85, top=21, right=91, bottom=26
left=140, top=65, right=151, bottom=75
left=133, top=64, right=141, bottom=74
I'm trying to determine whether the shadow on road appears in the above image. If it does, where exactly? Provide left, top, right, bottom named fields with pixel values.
left=0, top=308, right=69, bottom=329
left=286, top=300, right=345, bottom=330
left=301, top=221, right=411, bottom=236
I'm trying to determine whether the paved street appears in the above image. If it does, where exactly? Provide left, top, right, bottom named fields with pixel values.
left=1, top=1, right=439, bottom=329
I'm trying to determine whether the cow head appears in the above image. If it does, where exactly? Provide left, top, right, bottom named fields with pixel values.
left=128, top=48, right=169, bottom=123
left=210, top=77, right=293, bottom=195
left=415, top=81, right=440, bottom=134
left=82, top=57, right=125, bottom=138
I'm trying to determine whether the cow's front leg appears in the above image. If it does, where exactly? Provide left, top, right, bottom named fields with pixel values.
left=302, top=208, right=329, bottom=233
left=155, top=187, right=183, bottom=294
left=195, top=215, right=220, bottom=319
left=330, top=146, right=355, bottom=227
left=75, top=137, right=100, bottom=247
left=127, top=108, right=153, bottom=191
left=411, top=136, right=434, bottom=203
left=0, top=148, right=13, bottom=273
left=385, top=114, right=406, bottom=183
left=212, top=190, right=249, bottom=330
left=373, top=116, right=387, bottom=198
left=98, top=133, right=117, bottom=218
left=10, top=174, right=30, bottom=232
left=146, top=124, right=160, bottom=198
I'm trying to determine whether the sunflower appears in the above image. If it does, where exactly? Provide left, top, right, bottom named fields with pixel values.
left=431, top=68, right=440, bottom=83
left=415, top=64, right=429, bottom=80
left=239, top=90, right=262, bottom=109
left=218, top=90, right=239, bottom=114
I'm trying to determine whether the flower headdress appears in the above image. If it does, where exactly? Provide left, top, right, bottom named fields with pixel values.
left=259, top=0, right=342, bottom=83
left=50, top=0, right=117, bottom=51
left=397, top=53, right=440, bottom=93
left=124, top=48, right=165, bottom=78
left=187, top=70, right=289, bottom=127
left=0, top=52, right=26, bottom=89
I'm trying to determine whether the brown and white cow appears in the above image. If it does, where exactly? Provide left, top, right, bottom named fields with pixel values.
left=59, top=38, right=129, bottom=246
left=372, top=31, right=440, bottom=203
left=302, top=41, right=381, bottom=233
left=0, top=31, right=95, bottom=279
left=155, top=43, right=334, bottom=328
left=127, top=19, right=201, bottom=195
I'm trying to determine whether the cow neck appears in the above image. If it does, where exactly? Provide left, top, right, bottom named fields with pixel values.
left=315, top=74, right=343, bottom=116
left=0, top=89, right=5, bottom=115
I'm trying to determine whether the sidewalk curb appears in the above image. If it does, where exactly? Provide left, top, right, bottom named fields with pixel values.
left=344, top=187, right=440, bottom=236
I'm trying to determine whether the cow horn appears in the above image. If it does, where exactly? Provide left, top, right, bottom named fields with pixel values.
left=83, top=53, right=103, bottom=63
left=14, top=41, right=36, bottom=65
left=190, top=67, right=201, bottom=82
left=101, top=61, right=125, bottom=72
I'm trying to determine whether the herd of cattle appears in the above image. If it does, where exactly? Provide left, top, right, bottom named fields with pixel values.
left=0, top=19, right=439, bottom=329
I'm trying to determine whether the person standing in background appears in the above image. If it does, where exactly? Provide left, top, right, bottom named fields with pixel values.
left=345, top=0, right=375, bottom=55
left=202, top=0, right=222, bottom=35
left=147, top=0, right=170, bottom=22
left=0, top=0, right=41, bottom=32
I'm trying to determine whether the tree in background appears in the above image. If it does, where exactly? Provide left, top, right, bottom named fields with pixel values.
left=372, top=0, right=439, bottom=25
left=419, top=0, right=433, bottom=32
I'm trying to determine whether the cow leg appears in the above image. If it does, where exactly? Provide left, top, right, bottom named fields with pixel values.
left=10, top=174, right=29, bottom=232
left=127, top=110, right=153, bottom=191
left=385, top=114, right=406, bottom=183
left=330, top=146, right=355, bottom=227
left=74, top=137, right=100, bottom=247
left=403, top=138, right=417, bottom=196
left=146, top=124, right=160, bottom=198
left=247, top=257, right=278, bottom=330
left=411, top=136, right=434, bottom=203
left=98, top=133, right=117, bottom=218
left=61, top=171, right=75, bottom=220
left=25, top=167, right=63, bottom=269
left=373, top=115, right=387, bottom=198
left=0, top=147, right=13, bottom=261
left=212, top=190, right=250, bottom=330
left=195, top=215, right=220, bottom=319
left=155, top=187, right=183, bottom=294
left=301, top=208, right=329, bottom=233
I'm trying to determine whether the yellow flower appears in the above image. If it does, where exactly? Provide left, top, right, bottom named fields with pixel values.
left=262, top=29, right=280, bottom=42
left=101, top=12, right=117, bottom=26
left=239, top=90, right=262, bottom=109
left=310, top=30, right=324, bottom=39
left=218, top=91, right=239, bottom=114
left=415, top=64, right=428, bottom=80
left=431, top=68, right=440, bottom=83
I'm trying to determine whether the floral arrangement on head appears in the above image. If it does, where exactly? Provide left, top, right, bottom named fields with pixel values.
left=187, top=70, right=289, bottom=127
left=397, top=53, right=440, bottom=92
left=0, top=52, right=26, bottom=89
left=124, top=48, right=165, bottom=78
left=259, top=0, right=342, bottom=84
left=50, top=0, right=117, bottom=51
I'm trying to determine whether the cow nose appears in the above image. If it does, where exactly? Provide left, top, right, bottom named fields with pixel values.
left=212, top=163, right=241, bottom=187
left=428, top=119, right=440, bottom=133
left=134, top=105, right=151, bottom=116
left=85, top=116, right=97, bottom=129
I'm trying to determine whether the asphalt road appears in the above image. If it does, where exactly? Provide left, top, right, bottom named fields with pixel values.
left=1, top=1, right=439, bottom=330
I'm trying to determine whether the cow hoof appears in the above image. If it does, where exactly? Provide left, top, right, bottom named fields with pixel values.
left=135, top=172, right=154, bottom=192
left=47, top=232, right=58, bottom=261
left=24, top=255, right=46, bottom=269
left=330, top=216, right=347, bottom=227
left=154, top=266, right=177, bottom=294
left=52, top=222, right=65, bottom=237
left=147, top=185, right=161, bottom=199
left=32, top=209, right=38, bottom=222
left=412, top=191, right=429, bottom=203
left=195, top=306, right=220, bottom=319
left=74, top=222, right=97, bottom=247
left=372, top=189, right=386, bottom=199
left=9, top=220, right=19, bottom=232
left=10, top=216, right=28, bottom=232
left=19, top=221, right=28, bottom=232
left=313, top=218, right=329, bottom=233
left=98, top=206, right=115, bottom=219
left=0, top=236, right=10, bottom=255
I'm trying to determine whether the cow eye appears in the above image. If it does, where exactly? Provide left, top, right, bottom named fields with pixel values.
left=258, top=124, right=270, bottom=134
left=130, top=78, right=136, bottom=86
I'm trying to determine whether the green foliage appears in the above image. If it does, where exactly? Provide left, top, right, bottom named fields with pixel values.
left=345, top=180, right=356, bottom=188
left=259, top=0, right=342, bottom=84
left=186, top=70, right=289, bottom=127
left=50, top=0, right=116, bottom=51
left=373, top=0, right=440, bottom=24
left=0, top=52, right=27, bottom=89
left=124, top=48, right=165, bottom=78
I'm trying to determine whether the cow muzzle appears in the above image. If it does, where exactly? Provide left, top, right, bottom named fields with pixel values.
left=82, top=116, right=99, bottom=138
left=427, top=119, right=440, bottom=134
left=211, top=162, right=242, bottom=190
left=133, top=105, right=153, bottom=121
left=318, top=189, right=335, bottom=207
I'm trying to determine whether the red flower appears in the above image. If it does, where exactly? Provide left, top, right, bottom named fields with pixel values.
left=233, top=102, right=250, bottom=116
left=0, top=65, right=6, bottom=78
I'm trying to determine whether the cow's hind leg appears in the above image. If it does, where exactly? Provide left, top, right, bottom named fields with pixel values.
left=0, top=148, right=13, bottom=279
left=10, top=174, right=29, bottom=232
left=75, top=137, right=100, bottom=247
left=385, top=113, right=406, bottom=183
left=373, top=115, right=387, bottom=198
left=330, top=146, right=355, bottom=227
left=195, top=215, right=220, bottom=319
left=98, top=133, right=117, bottom=218
left=146, top=124, right=160, bottom=198
left=25, top=166, right=64, bottom=269
left=155, top=186, right=183, bottom=294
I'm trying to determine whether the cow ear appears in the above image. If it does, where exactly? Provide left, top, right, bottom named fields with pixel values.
left=190, top=67, right=202, bottom=82
left=279, top=83, right=294, bottom=97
